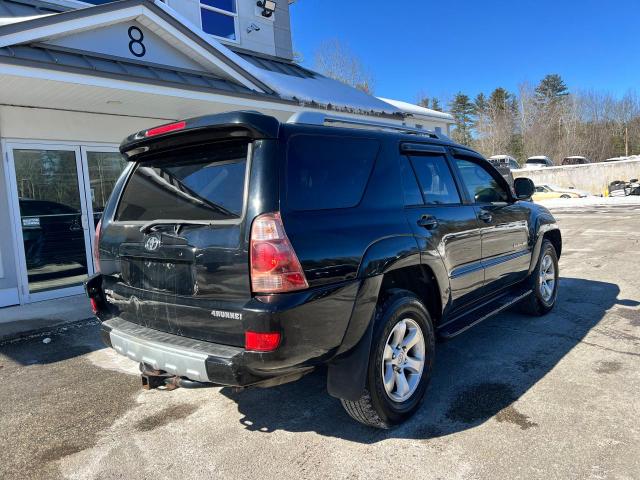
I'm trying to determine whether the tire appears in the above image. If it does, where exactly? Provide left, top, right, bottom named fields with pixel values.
left=519, top=239, right=559, bottom=316
left=560, top=194, right=571, bottom=199
left=340, top=290, right=435, bottom=428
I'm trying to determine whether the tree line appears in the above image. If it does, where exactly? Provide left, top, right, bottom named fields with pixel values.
left=312, top=42, right=638, bottom=164
left=445, top=74, right=640, bottom=164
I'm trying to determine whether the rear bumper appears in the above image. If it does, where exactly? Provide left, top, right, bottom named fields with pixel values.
left=102, top=317, right=262, bottom=385
left=93, top=278, right=365, bottom=385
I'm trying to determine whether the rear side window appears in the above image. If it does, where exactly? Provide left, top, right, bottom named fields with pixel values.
left=116, top=142, right=248, bottom=222
left=399, top=157, right=424, bottom=206
left=286, top=135, right=379, bottom=211
left=409, top=155, right=461, bottom=205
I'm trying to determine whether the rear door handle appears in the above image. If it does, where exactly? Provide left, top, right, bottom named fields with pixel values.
left=478, top=211, right=493, bottom=223
left=417, top=215, right=439, bottom=230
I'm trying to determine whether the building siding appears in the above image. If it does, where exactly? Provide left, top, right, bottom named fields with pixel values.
left=166, top=0, right=292, bottom=59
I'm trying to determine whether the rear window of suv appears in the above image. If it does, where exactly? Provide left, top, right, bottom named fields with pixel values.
left=286, top=135, right=379, bottom=211
left=116, top=142, right=248, bottom=222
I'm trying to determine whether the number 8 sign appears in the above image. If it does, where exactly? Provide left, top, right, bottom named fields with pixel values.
left=128, top=26, right=146, bottom=58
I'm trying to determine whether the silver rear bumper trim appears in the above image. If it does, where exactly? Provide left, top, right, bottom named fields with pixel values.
left=108, top=323, right=210, bottom=382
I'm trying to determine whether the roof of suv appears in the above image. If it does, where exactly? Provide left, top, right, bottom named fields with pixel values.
left=120, top=111, right=471, bottom=160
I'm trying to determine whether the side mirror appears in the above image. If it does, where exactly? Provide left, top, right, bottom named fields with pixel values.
left=514, top=177, right=535, bottom=200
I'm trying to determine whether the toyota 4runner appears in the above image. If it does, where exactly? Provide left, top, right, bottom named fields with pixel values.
left=86, top=111, right=561, bottom=428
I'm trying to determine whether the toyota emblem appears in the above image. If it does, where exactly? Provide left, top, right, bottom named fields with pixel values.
left=144, top=235, right=161, bottom=251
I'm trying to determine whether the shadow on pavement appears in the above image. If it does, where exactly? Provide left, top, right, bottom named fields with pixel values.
left=220, top=276, right=639, bottom=443
left=0, top=320, right=103, bottom=366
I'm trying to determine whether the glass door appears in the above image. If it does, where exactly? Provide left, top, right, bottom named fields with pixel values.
left=7, top=144, right=93, bottom=301
left=80, top=146, right=128, bottom=252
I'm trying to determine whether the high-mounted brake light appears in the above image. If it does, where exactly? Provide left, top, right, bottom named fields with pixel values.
left=145, top=121, right=186, bottom=137
left=93, top=219, right=102, bottom=273
left=250, top=212, right=309, bottom=294
left=245, top=331, right=281, bottom=352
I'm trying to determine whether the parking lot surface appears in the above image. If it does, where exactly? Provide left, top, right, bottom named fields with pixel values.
left=2, top=204, right=640, bottom=480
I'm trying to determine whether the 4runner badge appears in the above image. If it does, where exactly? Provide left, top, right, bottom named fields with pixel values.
left=211, top=310, right=243, bottom=320
left=145, top=235, right=161, bottom=251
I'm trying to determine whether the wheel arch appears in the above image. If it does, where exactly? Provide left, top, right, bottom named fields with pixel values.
left=529, top=216, right=562, bottom=274
left=544, top=229, right=562, bottom=259
left=328, top=239, right=447, bottom=401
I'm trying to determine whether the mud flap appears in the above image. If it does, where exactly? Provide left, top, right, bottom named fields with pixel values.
left=326, top=321, right=373, bottom=401
left=326, top=275, right=382, bottom=401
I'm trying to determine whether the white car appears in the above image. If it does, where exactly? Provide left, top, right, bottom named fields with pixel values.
left=524, top=156, right=554, bottom=169
left=488, top=155, right=520, bottom=170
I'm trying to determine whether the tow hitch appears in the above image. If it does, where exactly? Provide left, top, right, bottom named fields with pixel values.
left=139, top=364, right=214, bottom=390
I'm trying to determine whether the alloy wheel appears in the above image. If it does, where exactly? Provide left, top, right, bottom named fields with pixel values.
left=539, top=253, right=556, bottom=302
left=381, top=318, right=426, bottom=402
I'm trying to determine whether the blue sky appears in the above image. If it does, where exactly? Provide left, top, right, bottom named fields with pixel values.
left=290, top=0, right=640, bottom=105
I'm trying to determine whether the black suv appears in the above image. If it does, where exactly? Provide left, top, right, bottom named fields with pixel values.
left=86, top=111, right=561, bottom=428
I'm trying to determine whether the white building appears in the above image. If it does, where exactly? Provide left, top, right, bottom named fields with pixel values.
left=0, top=0, right=453, bottom=308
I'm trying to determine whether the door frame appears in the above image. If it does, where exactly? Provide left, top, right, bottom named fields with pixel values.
left=80, top=144, right=122, bottom=259
left=3, top=139, right=119, bottom=304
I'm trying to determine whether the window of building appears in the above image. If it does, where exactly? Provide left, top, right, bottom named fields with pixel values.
left=200, top=0, right=238, bottom=41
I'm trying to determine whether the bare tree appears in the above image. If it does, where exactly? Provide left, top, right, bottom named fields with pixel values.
left=474, top=88, right=519, bottom=157
left=613, top=90, right=639, bottom=157
left=469, top=77, right=640, bottom=163
left=314, top=39, right=375, bottom=93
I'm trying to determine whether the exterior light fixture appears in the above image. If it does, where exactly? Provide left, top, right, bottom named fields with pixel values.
left=257, top=0, right=276, bottom=17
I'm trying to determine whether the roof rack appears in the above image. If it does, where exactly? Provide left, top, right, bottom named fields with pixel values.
left=286, top=111, right=441, bottom=139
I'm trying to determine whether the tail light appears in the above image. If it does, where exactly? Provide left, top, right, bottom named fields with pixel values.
left=89, top=298, right=99, bottom=315
left=250, top=212, right=308, bottom=294
left=93, top=219, right=102, bottom=273
left=245, top=331, right=281, bottom=351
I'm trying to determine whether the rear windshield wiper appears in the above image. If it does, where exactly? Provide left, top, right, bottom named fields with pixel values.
left=139, top=220, right=216, bottom=234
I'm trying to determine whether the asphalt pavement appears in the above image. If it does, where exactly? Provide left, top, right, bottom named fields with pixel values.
left=2, top=204, right=639, bottom=480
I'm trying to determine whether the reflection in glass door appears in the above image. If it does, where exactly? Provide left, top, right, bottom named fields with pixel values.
left=83, top=149, right=128, bottom=230
left=11, top=148, right=92, bottom=295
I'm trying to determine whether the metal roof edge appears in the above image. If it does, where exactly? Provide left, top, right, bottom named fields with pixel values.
left=0, top=0, right=274, bottom=94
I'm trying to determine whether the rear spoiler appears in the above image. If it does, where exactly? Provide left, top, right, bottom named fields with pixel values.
left=120, top=111, right=280, bottom=160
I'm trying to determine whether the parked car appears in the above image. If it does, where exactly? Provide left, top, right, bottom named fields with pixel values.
left=86, top=111, right=562, bottom=428
left=524, top=156, right=554, bottom=169
left=562, top=156, right=591, bottom=165
left=604, top=156, right=638, bottom=162
left=532, top=184, right=586, bottom=201
left=19, top=198, right=87, bottom=269
left=486, top=156, right=515, bottom=187
left=488, top=155, right=520, bottom=170
left=609, top=179, right=640, bottom=197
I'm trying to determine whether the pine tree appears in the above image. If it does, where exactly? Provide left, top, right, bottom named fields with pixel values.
left=535, top=74, right=568, bottom=106
left=449, top=92, right=475, bottom=146
left=431, top=98, right=442, bottom=111
left=474, top=93, right=487, bottom=115
left=488, top=88, right=511, bottom=112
